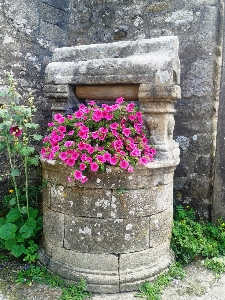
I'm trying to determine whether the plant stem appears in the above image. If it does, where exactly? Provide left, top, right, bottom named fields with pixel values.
left=24, top=156, right=29, bottom=218
left=6, top=139, right=21, bottom=212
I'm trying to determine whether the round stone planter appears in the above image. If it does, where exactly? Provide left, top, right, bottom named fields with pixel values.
left=39, top=159, right=174, bottom=293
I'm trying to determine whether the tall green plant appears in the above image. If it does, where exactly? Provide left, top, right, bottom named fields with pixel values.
left=0, top=72, right=43, bottom=262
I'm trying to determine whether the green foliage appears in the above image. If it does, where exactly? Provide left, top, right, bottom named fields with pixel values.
left=171, top=206, right=225, bottom=264
left=135, top=262, right=185, bottom=300
left=0, top=73, right=43, bottom=262
left=203, top=257, right=225, bottom=274
left=16, top=265, right=91, bottom=300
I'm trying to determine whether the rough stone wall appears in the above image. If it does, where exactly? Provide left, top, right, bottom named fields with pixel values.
left=0, top=0, right=224, bottom=219
left=67, top=0, right=223, bottom=219
left=0, top=0, right=71, bottom=197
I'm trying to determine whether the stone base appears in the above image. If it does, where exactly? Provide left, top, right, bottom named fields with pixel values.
left=38, top=242, right=173, bottom=293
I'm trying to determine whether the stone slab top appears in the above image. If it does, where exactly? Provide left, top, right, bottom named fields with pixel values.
left=45, top=36, right=180, bottom=87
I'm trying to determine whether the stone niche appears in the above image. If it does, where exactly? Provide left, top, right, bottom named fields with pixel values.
left=40, top=36, right=181, bottom=293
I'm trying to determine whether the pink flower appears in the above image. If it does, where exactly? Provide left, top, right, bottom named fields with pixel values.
left=110, top=156, right=117, bottom=165
left=74, top=170, right=83, bottom=180
left=90, top=162, right=99, bottom=172
left=54, top=113, right=65, bottom=124
left=78, top=129, right=89, bottom=139
left=64, top=141, right=74, bottom=147
left=49, top=151, right=55, bottom=160
left=81, top=176, right=88, bottom=183
left=128, top=115, right=136, bottom=121
left=131, top=149, right=141, bottom=157
left=122, top=127, right=131, bottom=137
left=120, top=160, right=129, bottom=169
left=92, top=110, right=102, bottom=121
left=59, top=151, right=68, bottom=161
left=75, top=110, right=84, bottom=118
left=91, top=131, right=99, bottom=139
left=139, top=157, right=148, bottom=165
left=48, top=122, right=55, bottom=127
left=79, top=163, right=86, bottom=171
left=103, top=152, right=111, bottom=162
left=58, top=126, right=66, bottom=133
left=67, top=115, right=73, bottom=120
left=78, top=141, right=86, bottom=150
left=126, top=103, right=135, bottom=112
left=89, top=100, right=96, bottom=106
left=96, top=155, right=106, bottom=163
left=67, top=130, right=74, bottom=136
left=52, top=145, right=60, bottom=152
left=66, top=158, right=76, bottom=167
left=116, top=97, right=124, bottom=104
left=71, top=151, right=79, bottom=160
left=110, top=123, right=119, bottom=130
left=10, top=126, right=22, bottom=137
left=127, top=165, right=134, bottom=173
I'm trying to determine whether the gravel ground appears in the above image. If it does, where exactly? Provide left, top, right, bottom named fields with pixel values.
left=1, top=259, right=225, bottom=300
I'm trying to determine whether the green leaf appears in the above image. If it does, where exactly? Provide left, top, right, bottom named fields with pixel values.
left=6, top=207, right=21, bottom=222
left=11, top=168, right=21, bottom=177
left=32, top=134, right=42, bottom=141
left=28, top=207, right=38, bottom=219
left=19, top=217, right=37, bottom=239
left=5, top=238, right=17, bottom=250
left=0, top=91, right=8, bottom=96
left=19, top=146, right=34, bottom=156
left=0, top=218, right=6, bottom=226
left=27, top=155, right=40, bottom=166
left=16, top=232, right=25, bottom=243
left=11, top=244, right=25, bottom=257
left=0, top=223, right=17, bottom=240
left=9, top=197, right=17, bottom=206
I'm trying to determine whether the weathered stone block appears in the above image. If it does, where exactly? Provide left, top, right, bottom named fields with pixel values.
left=149, top=207, right=173, bottom=247
left=119, top=243, right=173, bottom=292
left=64, top=216, right=150, bottom=253
left=51, top=246, right=119, bottom=273
left=48, top=184, right=112, bottom=218
left=111, top=184, right=173, bottom=218
left=47, top=259, right=120, bottom=293
left=43, top=205, right=64, bottom=247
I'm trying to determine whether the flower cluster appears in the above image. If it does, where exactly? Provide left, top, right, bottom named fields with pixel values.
left=41, top=97, right=156, bottom=183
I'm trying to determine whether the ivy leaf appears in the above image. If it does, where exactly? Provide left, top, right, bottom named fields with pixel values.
left=0, top=223, right=17, bottom=240
left=0, top=218, right=6, bottom=226
left=6, top=207, right=21, bottom=222
left=11, top=244, right=25, bottom=257
left=11, top=168, right=21, bottom=177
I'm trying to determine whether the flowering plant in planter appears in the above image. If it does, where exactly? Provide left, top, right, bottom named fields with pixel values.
left=41, top=97, right=156, bottom=184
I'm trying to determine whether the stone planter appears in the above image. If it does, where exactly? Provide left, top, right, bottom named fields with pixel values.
left=40, top=159, right=175, bottom=293
left=39, top=36, right=181, bottom=293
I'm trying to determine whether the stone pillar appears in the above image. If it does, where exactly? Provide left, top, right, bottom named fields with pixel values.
left=39, top=36, right=181, bottom=293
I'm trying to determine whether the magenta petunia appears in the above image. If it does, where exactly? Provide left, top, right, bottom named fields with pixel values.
left=74, top=170, right=83, bottom=180
left=75, top=110, right=84, bottom=118
left=58, top=126, right=67, bottom=133
left=120, top=160, right=129, bottom=169
left=79, top=163, right=86, bottom=171
left=59, top=151, right=68, bottom=161
left=64, top=141, right=74, bottom=148
left=90, top=162, right=99, bottom=172
left=116, top=97, right=124, bottom=104
left=66, top=158, right=76, bottom=167
left=122, top=127, right=131, bottom=137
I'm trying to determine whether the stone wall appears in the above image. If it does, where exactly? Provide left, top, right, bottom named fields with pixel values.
left=0, top=0, right=71, bottom=197
left=0, top=0, right=224, bottom=219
